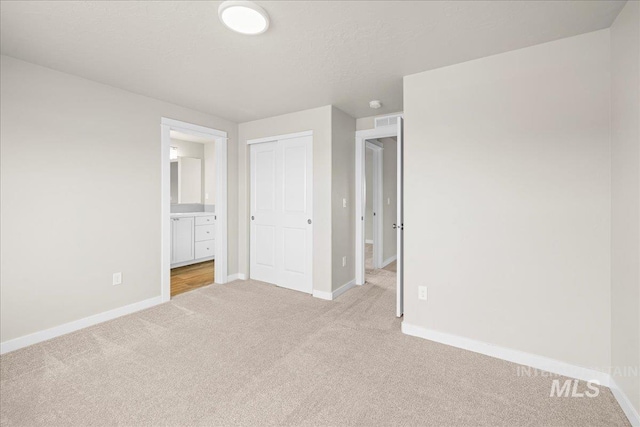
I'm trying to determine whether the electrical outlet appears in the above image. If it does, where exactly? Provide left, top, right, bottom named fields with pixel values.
left=342, top=256, right=347, bottom=267
left=343, top=198, right=347, bottom=208
left=387, top=197, right=391, bottom=205
left=418, top=286, right=427, bottom=301
left=113, top=272, right=122, bottom=286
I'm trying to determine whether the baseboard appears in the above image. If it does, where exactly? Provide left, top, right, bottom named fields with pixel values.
left=312, top=289, right=333, bottom=300
left=401, top=323, right=611, bottom=386
left=313, top=279, right=356, bottom=301
left=381, top=255, right=397, bottom=268
left=333, top=279, right=357, bottom=299
left=227, top=273, right=246, bottom=282
left=0, top=296, right=163, bottom=355
left=610, top=378, right=640, bottom=426
left=365, top=239, right=374, bottom=244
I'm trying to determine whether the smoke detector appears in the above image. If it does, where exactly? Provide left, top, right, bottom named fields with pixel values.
left=369, top=100, right=382, bottom=109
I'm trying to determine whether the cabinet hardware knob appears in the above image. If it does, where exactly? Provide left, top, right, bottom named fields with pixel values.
left=251, top=216, right=255, bottom=220
left=307, top=219, right=312, bottom=224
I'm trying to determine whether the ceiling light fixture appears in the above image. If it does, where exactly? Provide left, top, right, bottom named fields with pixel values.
left=369, top=100, right=382, bottom=109
left=218, top=1, right=270, bottom=35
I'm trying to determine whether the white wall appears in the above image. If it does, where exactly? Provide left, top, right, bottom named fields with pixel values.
left=331, top=106, right=357, bottom=290
left=403, top=30, right=612, bottom=370
left=0, top=55, right=239, bottom=343
left=238, top=106, right=333, bottom=293
left=204, top=141, right=216, bottom=204
left=611, top=0, right=640, bottom=414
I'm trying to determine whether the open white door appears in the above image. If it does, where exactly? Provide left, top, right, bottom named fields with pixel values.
left=396, top=117, right=404, bottom=317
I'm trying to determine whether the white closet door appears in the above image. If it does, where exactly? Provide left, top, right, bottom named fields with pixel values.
left=250, top=142, right=280, bottom=285
left=250, top=135, right=313, bottom=294
left=279, top=136, right=313, bottom=293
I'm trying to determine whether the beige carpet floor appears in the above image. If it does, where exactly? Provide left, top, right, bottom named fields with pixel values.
left=0, top=266, right=630, bottom=426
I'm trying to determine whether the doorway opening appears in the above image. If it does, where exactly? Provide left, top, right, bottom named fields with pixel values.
left=161, top=118, right=228, bottom=302
left=355, top=117, right=404, bottom=317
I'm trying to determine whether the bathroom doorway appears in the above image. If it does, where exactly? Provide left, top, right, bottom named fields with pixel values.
left=161, top=118, right=228, bottom=301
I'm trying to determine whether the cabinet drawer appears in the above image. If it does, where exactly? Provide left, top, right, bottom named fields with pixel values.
left=195, top=225, right=215, bottom=242
left=195, top=215, right=215, bottom=226
left=195, top=240, right=215, bottom=259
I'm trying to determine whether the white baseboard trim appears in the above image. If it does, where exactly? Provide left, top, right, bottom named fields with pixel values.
left=401, top=323, right=611, bottom=386
left=333, top=279, right=357, bottom=299
left=610, top=378, right=640, bottom=426
left=313, top=279, right=357, bottom=301
left=402, top=322, right=640, bottom=426
left=227, top=273, right=246, bottom=282
left=381, top=255, right=397, bottom=268
left=365, top=239, right=374, bottom=244
left=312, top=289, right=333, bottom=300
left=0, top=296, right=163, bottom=355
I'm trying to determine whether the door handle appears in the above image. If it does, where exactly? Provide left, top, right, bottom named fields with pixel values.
left=392, top=224, right=397, bottom=229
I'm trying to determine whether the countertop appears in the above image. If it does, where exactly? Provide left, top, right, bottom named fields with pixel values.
left=170, top=212, right=215, bottom=218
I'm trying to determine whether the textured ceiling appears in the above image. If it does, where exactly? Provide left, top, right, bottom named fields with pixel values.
left=0, top=1, right=625, bottom=122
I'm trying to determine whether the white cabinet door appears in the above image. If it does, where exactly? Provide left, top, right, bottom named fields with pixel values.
left=172, top=217, right=194, bottom=264
left=250, top=135, right=313, bottom=294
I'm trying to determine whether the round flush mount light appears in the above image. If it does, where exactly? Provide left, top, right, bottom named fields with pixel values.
left=369, top=100, right=382, bottom=109
left=218, top=1, right=270, bottom=35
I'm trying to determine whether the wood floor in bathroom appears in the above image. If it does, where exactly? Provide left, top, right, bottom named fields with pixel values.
left=171, top=260, right=215, bottom=297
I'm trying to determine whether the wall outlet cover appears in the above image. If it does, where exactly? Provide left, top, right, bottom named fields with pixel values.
left=113, top=272, right=123, bottom=286
left=418, top=286, right=427, bottom=300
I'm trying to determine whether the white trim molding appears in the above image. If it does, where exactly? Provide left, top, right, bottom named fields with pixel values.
left=401, top=323, right=611, bottom=386
left=0, top=296, right=163, bottom=355
left=227, top=273, right=247, bottom=282
left=313, top=279, right=356, bottom=301
left=401, top=322, right=640, bottom=425
left=247, top=130, right=313, bottom=145
left=381, top=255, right=397, bottom=268
left=610, top=379, right=640, bottom=426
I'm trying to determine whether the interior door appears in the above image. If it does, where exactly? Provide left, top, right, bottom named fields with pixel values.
left=249, top=135, right=313, bottom=294
left=396, top=117, right=404, bottom=317
left=250, top=141, right=279, bottom=285
left=279, top=136, right=313, bottom=293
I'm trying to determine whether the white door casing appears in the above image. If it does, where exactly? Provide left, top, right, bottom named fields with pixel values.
left=249, top=133, right=313, bottom=294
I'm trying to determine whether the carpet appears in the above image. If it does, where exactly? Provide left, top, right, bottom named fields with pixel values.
left=0, top=267, right=630, bottom=426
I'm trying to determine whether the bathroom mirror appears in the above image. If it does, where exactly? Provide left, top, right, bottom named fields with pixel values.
left=171, top=157, right=202, bottom=204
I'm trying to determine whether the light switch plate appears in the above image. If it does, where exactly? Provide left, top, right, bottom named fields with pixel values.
left=342, top=256, right=347, bottom=267
left=343, top=198, right=347, bottom=208
left=113, top=272, right=122, bottom=286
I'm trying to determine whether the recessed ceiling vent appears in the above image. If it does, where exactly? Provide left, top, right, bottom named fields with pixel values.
left=374, top=114, right=402, bottom=128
